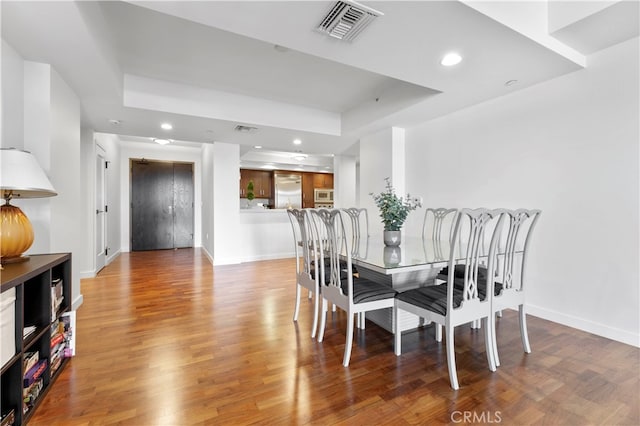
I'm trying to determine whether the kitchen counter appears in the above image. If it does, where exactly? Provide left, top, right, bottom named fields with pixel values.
left=239, top=208, right=294, bottom=261
left=239, top=208, right=290, bottom=213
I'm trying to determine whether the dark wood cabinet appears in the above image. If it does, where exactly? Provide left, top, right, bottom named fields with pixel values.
left=302, top=173, right=315, bottom=208
left=240, top=169, right=273, bottom=199
left=1, top=253, right=73, bottom=426
left=313, top=173, right=333, bottom=189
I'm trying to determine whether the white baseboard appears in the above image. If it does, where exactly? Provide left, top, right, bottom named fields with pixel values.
left=239, top=252, right=294, bottom=263
left=201, top=246, right=292, bottom=265
left=79, top=270, right=96, bottom=279
left=106, top=250, right=120, bottom=265
left=202, top=247, right=213, bottom=265
left=527, top=304, right=639, bottom=348
left=72, top=294, right=84, bottom=310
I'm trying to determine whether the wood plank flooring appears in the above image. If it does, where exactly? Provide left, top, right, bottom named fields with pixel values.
left=29, top=249, right=639, bottom=425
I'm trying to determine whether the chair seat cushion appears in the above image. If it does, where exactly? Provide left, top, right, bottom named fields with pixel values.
left=311, top=258, right=358, bottom=275
left=311, top=266, right=348, bottom=284
left=452, top=278, right=503, bottom=298
left=395, top=284, right=463, bottom=316
left=341, top=277, right=397, bottom=304
left=438, top=264, right=488, bottom=282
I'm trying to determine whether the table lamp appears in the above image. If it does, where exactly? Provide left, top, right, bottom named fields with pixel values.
left=0, top=148, right=57, bottom=264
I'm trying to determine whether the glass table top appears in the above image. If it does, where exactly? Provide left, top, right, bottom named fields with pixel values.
left=350, top=235, right=457, bottom=275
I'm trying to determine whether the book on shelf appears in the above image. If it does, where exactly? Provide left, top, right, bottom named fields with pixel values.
left=51, top=277, right=62, bottom=297
left=51, top=293, right=64, bottom=322
left=1, top=408, right=15, bottom=426
left=23, top=351, right=39, bottom=373
left=50, top=332, right=64, bottom=349
left=61, top=311, right=76, bottom=357
left=22, top=377, right=43, bottom=415
left=23, top=359, right=47, bottom=388
left=22, top=325, right=36, bottom=339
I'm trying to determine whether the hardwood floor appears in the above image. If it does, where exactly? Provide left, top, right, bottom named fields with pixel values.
left=30, top=249, right=638, bottom=425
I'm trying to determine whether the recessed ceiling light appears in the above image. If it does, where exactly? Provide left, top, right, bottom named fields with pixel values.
left=441, top=52, right=462, bottom=66
left=293, top=139, right=302, bottom=145
left=254, top=145, right=262, bottom=149
left=108, top=119, right=121, bottom=125
left=154, top=138, right=171, bottom=145
left=505, top=79, right=518, bottom=86
left=161, top=123, right=173, bottom=130
left=293, top=154, right=307, bottom=162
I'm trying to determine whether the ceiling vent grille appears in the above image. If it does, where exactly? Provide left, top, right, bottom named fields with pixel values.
left=317, top=0, right=383, bottom=42
left=234, top=125, right=259, bottom=133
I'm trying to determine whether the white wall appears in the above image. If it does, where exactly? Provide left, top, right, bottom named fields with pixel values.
left=359, top=127, right=407, bottom=235
left=201, top=143, right=214, bottom=260
left=211, top=142, right=241, bottom=264
left=80, top=127, right=94, bottom=277
left=16, top=57, right=84, bottom=309
left=48, top=67, right=83, bottom=309
left=1, top=40, right=24, bottom=148
left=334, top=155, right=357, bottom=208
left=405, top=37, right=639, bottom=346
left=22, top=62, right=52, bottom=254
left=119, top=140, right=202, bottom=253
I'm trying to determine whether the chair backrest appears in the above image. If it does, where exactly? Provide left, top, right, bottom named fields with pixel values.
left=310, top=209, right=353, bottom=304
left=341, top=207, right=369, bottom=259
left=423, top=208, right=458, bottom=260
left=496, top=209, right=541, bottom=293
left=446, top=208, right=505, bottom=314
left=287, top=208, right=317, bottom=279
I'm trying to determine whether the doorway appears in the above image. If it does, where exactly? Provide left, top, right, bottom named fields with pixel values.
left=130, top=159, right=194, bottom=251
left=95, top=151, right=107, bottom=272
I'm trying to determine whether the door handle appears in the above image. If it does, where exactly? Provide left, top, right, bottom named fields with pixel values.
left=96, top=209, right=104, bottom=214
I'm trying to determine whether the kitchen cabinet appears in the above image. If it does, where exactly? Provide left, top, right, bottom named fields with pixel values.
left=313, top=173, right=333, bottom=189
left=301, top=173, right=314, bottom=208
left=240, top=169, right=273, bottom=198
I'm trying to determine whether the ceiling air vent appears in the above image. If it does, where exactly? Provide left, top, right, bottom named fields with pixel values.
left=234, top=125, right=258, bottom=133
left=317, top=0, right=383, bottom=42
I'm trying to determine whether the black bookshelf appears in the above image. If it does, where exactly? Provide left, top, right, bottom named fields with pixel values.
left=1, top=253, right=72, bottom=426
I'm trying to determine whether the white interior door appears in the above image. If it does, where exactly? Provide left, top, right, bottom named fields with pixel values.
left=95, top=153, right=107, bottom=273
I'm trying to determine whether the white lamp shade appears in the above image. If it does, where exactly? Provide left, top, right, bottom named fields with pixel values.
left=0, top=148, right=57, bottom=199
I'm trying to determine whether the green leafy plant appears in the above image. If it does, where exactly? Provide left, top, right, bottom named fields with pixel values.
left=370, top=177, right=421, bottom=231
left=246, top=180, right=255, bottom=202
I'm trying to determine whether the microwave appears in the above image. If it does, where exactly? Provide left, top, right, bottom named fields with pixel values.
left=314, top=188, right=333, bottom=203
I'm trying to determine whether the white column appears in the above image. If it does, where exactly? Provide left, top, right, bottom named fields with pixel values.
left=23, top=61, right=83, bottom=309
left=333, top=155, right=357, bottom=208
left=212, top=142, right=242, bottom=265
left=359, top=126, right=406, bottom=235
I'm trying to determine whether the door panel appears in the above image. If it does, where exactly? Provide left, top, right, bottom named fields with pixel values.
left=96, top=154, right=107, bottom=272
left=131, top=161, right=174, bottom=251
left=173, top=163, right=194, bottom=248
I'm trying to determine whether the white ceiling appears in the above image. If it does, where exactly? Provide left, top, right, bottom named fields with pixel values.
left=1, top=0, right=638, bottom=168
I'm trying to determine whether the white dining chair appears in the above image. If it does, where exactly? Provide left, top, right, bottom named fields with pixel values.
left=287, top=208, right=321, bottom=338
left=490, top=209, right=541, bottom=366
left=422, top=207, right=459, bottom=339
left=394, top=208, right=505, bottom=389
left=312, top=208, right=397, bottom=367
left=342, top=207, right=370, bottom=329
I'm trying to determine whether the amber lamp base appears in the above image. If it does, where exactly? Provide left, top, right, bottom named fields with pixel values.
left=0, top=202, right=34, bottom=265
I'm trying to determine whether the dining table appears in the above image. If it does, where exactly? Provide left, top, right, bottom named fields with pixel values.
left=347, top=234, right=457, bottom=333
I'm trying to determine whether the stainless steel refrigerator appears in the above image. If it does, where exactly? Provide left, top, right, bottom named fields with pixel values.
left=274, top=173, right=302, bottom=209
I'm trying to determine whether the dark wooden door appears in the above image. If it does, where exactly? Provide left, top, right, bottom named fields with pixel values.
left=173, top=163, right=194, bottom=248
left=131, top=160, right=194, bottom=251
